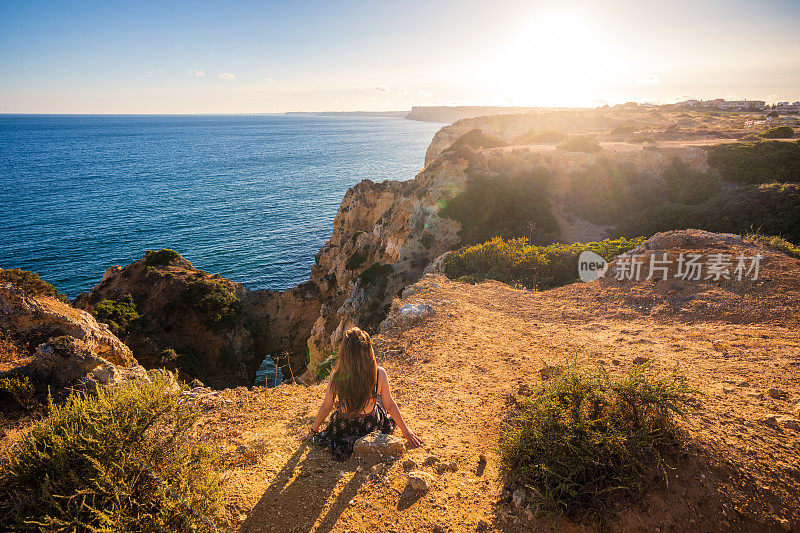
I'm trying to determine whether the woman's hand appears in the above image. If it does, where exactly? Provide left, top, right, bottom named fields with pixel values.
left=299, top=429, right=316, bottom=443
left=403, top=428, right=423, bottom=448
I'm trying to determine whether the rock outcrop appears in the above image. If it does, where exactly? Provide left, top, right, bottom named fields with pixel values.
left=74, top=252, right=321, bottom=388
left=300, top=157, right=465, bottom=376
left=0, top=281, right=138, bottom=388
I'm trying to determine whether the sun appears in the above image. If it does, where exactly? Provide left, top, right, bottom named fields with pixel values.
left=479, top=11, right=627, bottom=107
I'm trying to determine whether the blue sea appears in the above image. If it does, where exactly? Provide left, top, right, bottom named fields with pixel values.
left=0, top=115, right=442, bottom=297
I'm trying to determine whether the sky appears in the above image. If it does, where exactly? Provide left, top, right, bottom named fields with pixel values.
left=1, top=0, right=799, bottom=113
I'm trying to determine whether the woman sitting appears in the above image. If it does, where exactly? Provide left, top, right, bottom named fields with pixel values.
left=299, top=327, right=422, bottom=461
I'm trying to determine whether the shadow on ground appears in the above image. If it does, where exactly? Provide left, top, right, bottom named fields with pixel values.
left=239, top=444, right=371, bottom=533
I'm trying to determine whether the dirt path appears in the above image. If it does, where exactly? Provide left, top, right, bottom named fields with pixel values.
left=198, top=258, right=800, bottom=532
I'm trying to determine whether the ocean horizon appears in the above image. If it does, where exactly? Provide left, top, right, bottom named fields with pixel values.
left=0, top=114, right=442, bottom=297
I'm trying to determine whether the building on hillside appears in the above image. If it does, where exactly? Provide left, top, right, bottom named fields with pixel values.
left=704, top=99, right=726, bottom=109
left=720, top=100, right=766, bottom=111
left=776, top=101, right=800, bottom=114
left=699, top=99, right=765, bottom=111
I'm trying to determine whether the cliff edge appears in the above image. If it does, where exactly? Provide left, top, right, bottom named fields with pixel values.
left=110, top=230, right=799, bottom=532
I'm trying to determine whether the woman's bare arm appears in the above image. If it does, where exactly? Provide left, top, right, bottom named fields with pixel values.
left=378, top=366, right=422, bottom=448
left=299, top=381, right=335, bottom=442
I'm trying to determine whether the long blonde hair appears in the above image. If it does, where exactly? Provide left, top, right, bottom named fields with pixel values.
left=331, top=327, right=377, bottom=415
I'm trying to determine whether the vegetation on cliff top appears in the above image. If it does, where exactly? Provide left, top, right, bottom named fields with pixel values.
left=441, top=128, right=507, bottom=158
left=745, top=231, right=800, bottom=259
left=565, top=160, right=665, bottom=224
left=557, top=135, right=602, bottom=153
left=758, top=126, right=794, bottom=139
left=706, top=140, right=800, bottom=183
left=440, top=167, right=559, bottom=245
left=444, top=236, right=644, bottom=290
left=662, top=157, right=720, bottom=205
left=0, top=332, right=19, bottom=363
left=499, top=360, right=695, bottom=519
left=144, top=248, right=183, bottom=267
left=617, top=182, right=800, bottom=244
left=93, top=293, right=140, bottom=337
left=0, top=268, right=70, bottom=303
left=0, top=376, right=223, bottom=531
left=182, top=279, right=242, bottom=330
left=523, top=130, right=566, bottom=143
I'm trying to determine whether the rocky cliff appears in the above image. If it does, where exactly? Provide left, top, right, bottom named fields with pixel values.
left=300, top=159, right=466, bottom=375
left=73, top=252, right=321, bottom=388
left=0, top=278, right=140, bottom=392
left=69, top=109, right=767, bottom=387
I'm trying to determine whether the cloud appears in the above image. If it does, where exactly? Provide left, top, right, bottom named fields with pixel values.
left=417, top=90, right=431, bottom=98
left=219, top=72, right=236, bottom=80
left=375, top=84, right=390, bottom=93
left=266, top=77, right=274, bottom=82
left=187, top=69, right=206, bottom=77
left=636, top=74, right=659, bottom=85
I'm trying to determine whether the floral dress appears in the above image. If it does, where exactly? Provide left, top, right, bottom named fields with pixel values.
left=314, top=384, right=396, bottom=461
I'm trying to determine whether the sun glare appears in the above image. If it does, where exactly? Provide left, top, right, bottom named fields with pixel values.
left=480, top=11, right=627, bottom=107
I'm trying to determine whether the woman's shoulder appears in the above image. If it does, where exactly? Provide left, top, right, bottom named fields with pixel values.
left=377, top=366, right=388, bottom=379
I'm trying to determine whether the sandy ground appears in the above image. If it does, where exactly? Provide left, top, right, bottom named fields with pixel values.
left=186, top=233, right=800, bottom=532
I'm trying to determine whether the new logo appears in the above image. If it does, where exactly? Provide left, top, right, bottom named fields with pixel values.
left=578, top=251, right=608, bottom=282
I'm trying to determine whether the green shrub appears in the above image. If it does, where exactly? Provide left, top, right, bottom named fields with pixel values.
left=0, top=269, right=70, bottom=303
left=444, top=236, right=644, bottom=290
left=759, top=126, right=794, bottom=139
left=628, top=134, right=655, bottom=144
left=0, top=374, right=36, bottom=410
left=183, top=279, right=241, bottom=330
left=661, top=157, right=720, bottom=205
left=159, top=348, right=205, bottom=381
left=358, top=262, right=394, bottom=287
left=315, top=352, right=338, bottom=381
left=158, top=348, right=180, bottom=365
left=706, top=140, right=800, bottom=183
left=524, top=130, right=566, bottom=143
left=616, top=182, right=800, bottom=244
left=439, top=168, right=559, bottom=245
left=610, top=123, right=637, bottom=135
left=442, top=129, right=507, bottom=156
left=499, top=360, right=695, bottom=519
left=0, top=332, right=20, bottom=363
left=557, top=136, right=601, bottom=153
left=93, top=294, right=140, bottom=337
left=345, top=250, right=368, bottom=270
left=144, top=248, right=182, bottom=267
left=745, top=232, right=800, bottom=259
left=564, top=161, right=664, bottom=224
left=0, top=377, right=222, bottom=531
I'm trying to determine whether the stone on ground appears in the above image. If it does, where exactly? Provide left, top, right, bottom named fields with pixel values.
left=352, top=431, right=405, bottom=458
left=407, top=471, right=434, bottom=491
